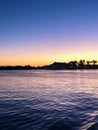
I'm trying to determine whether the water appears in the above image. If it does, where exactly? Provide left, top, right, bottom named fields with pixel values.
left=0, top=70, right=98, bottom=130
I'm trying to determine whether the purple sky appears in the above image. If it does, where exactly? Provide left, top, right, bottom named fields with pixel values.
left=0, top=0, right=98, bottom=66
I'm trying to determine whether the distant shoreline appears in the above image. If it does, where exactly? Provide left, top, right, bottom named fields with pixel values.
left=0, top=60, right=98, bottom=70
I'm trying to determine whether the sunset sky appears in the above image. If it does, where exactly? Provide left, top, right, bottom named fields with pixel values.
left=0, top=0, right=98, bottom=66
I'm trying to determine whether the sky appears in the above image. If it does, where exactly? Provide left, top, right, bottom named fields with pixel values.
left=0, top=0, right=98, bottom=66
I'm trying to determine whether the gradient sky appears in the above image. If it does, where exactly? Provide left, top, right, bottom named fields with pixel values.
left=0, top=0, right=98, bottom=66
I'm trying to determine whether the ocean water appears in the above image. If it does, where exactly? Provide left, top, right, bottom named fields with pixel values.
left=0, top=70, right=98, bottom=130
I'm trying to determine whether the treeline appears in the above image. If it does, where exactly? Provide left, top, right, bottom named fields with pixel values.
left=0, top=60, right=98, bottom=70
left=42, top=60, right=98, bottom=70
left=0, top=65, right=36, bottom=70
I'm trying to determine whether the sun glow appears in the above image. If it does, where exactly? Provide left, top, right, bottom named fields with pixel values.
left=1, top=50, right=98, bottom=66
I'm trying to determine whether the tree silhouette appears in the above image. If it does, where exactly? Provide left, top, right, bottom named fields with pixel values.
left=92, top=60, right=97, bottom=65
left=78, top=60, right=85, bottom=69
left=0, top=59, right=98, bottom=70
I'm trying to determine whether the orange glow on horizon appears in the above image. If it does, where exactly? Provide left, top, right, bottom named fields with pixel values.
left=1, top=42, right=98, bottom=66
left=1, top=51, right=98, bottom=67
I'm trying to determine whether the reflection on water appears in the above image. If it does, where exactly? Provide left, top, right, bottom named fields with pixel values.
left=0, top=70, right=98, bottom=130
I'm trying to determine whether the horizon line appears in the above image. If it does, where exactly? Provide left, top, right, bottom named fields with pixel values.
left=0, top=59, right=98, bottom=67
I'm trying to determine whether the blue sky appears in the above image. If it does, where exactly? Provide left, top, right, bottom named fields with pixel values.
left=0, top=0, right=98, bottom=66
